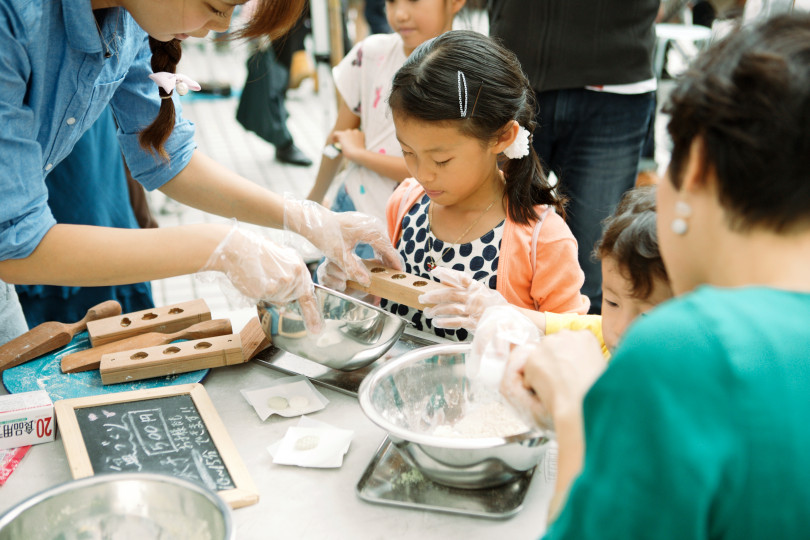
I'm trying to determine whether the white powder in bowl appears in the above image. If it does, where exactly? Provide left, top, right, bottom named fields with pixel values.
left=432, top=402, right=528, bottom=439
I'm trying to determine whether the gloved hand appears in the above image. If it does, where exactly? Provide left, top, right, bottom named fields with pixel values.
left=315, top=259, right=347, bottom=292
left=283, top=196, right=402, bottom=288
left=501, top=330, right=606, bottom=430
left=467, top=305, right=542, bottom=386
left=315, top=258, right=381, bottom=305
left=199, top=221, right=320, bottom=331
left=418, top=267, right=508, bottom=331
left=461, top=305, right=544, bottom=431
left=499, top=343, right=553, bottom=430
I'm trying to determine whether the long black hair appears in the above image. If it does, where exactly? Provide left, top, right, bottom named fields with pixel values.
left=388, top=30, right=564, bottom=224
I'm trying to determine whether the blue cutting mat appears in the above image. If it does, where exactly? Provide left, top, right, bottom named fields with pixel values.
left=2, top=331, right=209, bottom=401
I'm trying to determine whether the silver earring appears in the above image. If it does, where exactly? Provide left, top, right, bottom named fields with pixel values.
left=671, top=200, right=692, bottom=235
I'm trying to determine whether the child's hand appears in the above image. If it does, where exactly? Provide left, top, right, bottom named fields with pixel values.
left=467, top=305, right=541, bottom=396
left=515, top=331, right=607, bottom=424
left=500, top=344, right=553, bottom=429
left=333, top=129, right=366, bottom=162
left=419, top=267, right=508, bottom=331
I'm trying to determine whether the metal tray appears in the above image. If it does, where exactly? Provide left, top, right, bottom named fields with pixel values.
left=252, top=329, right=441, bottom=396
left=356, top=437, right=535, bottom=520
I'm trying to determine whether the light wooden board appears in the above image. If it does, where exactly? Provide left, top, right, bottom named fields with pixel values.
left=346, top=261, right=445, bottom=311
left=100, top=335, right=244, bottom=385
left=87, top=299, right=211, bottom=347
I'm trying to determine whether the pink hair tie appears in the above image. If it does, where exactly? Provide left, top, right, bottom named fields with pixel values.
left=148, top=72, right=201, bottom=97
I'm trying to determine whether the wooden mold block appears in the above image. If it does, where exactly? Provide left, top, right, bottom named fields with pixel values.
left=346, top=260, right=447, bottom=310
left=87, top=299, right=211, bottom=347
left=346, top=261, right=539, bottom=320
left=99, top=334, right=243, bottom=385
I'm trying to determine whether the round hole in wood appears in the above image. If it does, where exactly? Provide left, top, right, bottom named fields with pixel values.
left=120, top=317, right=131, bottom=327
left=194, top=342, right=212, bottom=349
left=413, top=280, right=428, bottom=287
left=391, top=274, right=406, bottom=280
left=168, top=308, right=184, bottom=315
left=163, top=346, right=181, bottom=354
left=370, top=267, right=386, bottom=273
left=141, top=313, right=158, bottom=320
left=130, top=352, right=148, bottom=360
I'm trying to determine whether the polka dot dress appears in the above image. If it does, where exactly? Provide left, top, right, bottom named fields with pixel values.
left=381, top=194, right=504, bottom=342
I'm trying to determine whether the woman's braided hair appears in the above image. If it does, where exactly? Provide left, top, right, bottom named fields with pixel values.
left=138, top=0, right=307, bottom=159
left=139, top=38, right=182, bottom=160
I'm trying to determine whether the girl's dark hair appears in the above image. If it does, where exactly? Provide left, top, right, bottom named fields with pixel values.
left=596, top=186, right=667, bottom=300
left=664, top=13, right=810, bottom=233
left=138, top=0, right=307, bottom=159
left=388, top=30, right=564, bottom=224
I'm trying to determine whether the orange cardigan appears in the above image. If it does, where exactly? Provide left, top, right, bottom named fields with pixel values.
left=386, top=179, right=589, bottom=314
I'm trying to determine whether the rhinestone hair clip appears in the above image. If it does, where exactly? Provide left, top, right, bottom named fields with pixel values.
left=458, top=71, right=468, bottom=118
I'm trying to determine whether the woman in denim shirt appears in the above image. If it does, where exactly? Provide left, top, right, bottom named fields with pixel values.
left=0, top=0, right=399, bottom=344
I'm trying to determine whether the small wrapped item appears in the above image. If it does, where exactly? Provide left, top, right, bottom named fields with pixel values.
left=268, top=416, right=353, bottom=468
left=241, top=376, right=328, bottom=420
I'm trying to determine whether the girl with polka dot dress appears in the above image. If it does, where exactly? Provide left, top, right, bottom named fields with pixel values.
left=383, top=31, right=590, bottom=341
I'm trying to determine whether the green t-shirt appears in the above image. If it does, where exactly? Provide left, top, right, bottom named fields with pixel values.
left=544, top=286, right=810, bottom=539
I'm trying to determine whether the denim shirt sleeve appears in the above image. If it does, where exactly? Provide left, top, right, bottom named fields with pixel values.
left=110, top=32, right=197, bottom=191
left=0, top=4, right=196, bottom=262
left=0, top=6, right=57, bottom=260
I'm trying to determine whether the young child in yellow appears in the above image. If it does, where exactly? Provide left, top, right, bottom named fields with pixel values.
left=535, top=186, right=671, bottom=357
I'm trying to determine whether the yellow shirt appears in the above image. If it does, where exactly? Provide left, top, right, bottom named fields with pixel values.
left=544, top=313, right=610, bottom=359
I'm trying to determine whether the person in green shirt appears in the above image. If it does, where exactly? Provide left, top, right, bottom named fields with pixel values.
left=501, top=13, right=810, bottom=538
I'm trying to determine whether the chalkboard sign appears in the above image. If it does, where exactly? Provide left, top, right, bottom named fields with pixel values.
left=55, top=383, right=258, bottom=508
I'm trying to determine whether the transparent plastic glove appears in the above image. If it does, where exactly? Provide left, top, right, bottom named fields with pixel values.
left=467, top=305, right=541, bottom=387
left=500, top=344, right=553, bottom=430
left=283, top=195, right=402, bottom=288
left=315, top=259, right=348, bottom=292
left=501, top=331, right=606, bottom=430
left=315, top=259, right=380, bottom=305
left=199, top=221, right=320, bottom=331
left=419, top=267, right=508, bottom=331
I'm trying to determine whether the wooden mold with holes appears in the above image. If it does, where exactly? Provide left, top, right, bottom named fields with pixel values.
left=87, top=299, right=211, bottom=347
left=346, top=260, right=447, bottom=311
left=99, top=334, right=244, bottom=385
left=346, top=261, right=540, bottom=321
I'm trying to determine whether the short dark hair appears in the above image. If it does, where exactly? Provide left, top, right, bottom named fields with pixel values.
left=388, top=30, right=565, bottom=224
left=596, top=186, right=668, bottom=299
left=664, top=13, right=810, bottom=233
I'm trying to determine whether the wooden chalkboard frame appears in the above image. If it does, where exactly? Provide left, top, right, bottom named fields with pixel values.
left=54, top=383, right=258, bottom=509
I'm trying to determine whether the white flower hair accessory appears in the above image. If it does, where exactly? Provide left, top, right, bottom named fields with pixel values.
left=503, top=125, right=531, bottom=159
left=148, top=72, right=201, bottom=97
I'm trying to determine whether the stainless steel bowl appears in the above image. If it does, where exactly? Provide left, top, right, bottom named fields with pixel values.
left=358, top=343, right=550, bottom=489
left=257, top=284, right=407, bottom=371
left=0, top=473, right=234, bottom=540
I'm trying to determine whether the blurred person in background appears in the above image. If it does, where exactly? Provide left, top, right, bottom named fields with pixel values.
left=488, top=0, right=658, bottom=314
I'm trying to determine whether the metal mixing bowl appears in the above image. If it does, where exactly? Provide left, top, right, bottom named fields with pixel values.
left=358, top=343, right=550, bottom=489
left=0, top=473, right=233, bottom=540
left=257, top=284, right=407, bottom=371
